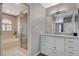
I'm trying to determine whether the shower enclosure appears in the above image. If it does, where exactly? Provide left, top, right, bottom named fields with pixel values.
left=20, top=11, right=28, bottom=50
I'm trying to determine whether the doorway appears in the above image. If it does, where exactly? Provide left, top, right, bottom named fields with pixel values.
left=1, top=3, right=29, bottom=56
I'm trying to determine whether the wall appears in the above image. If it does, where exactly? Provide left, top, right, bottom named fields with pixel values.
left=2, top=13, right=17, bottom=40
left=30, top=3, right=45, bottom=55
left=45, top=15, right=52, bottom=33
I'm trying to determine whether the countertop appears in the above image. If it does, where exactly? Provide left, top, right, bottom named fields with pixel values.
left=40, top=33, right=78, bottom=39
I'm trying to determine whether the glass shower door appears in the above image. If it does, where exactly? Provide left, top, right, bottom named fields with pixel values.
left=20, top=12, right=28, bottom=50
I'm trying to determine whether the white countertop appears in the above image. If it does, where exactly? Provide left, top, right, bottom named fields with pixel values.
left=41, top=33, right=78, bottom=39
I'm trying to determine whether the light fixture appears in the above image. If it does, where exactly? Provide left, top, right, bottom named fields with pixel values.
left=50, top=8, right=66, bottom=15
left=58, top=8, right=65, bottom=11
left=15, top=3, right=20, bottom=4
left=49, top=10, right=57, bottom=15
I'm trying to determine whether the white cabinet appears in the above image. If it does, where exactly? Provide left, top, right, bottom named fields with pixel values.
left=40, top=34, right=78, bottom=56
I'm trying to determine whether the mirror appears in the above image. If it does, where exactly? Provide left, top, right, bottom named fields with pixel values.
left=45, top=3, right=78, bottom=34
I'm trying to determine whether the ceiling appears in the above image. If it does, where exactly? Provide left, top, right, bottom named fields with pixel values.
left=2, top=3, right=60, bottom=16
left=46, top=3, right=77, bottom=15
left=3, top=3, right=77, bottom=17
left=2, top=3, right=28, bottom=16
left=41, top=3, right=60, bottom=8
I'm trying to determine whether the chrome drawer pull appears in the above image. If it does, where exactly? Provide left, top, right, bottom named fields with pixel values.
left=53, top=47, right=56, bottom=49
left=68, top=41, right=74, bottom=43
left=67, top=51, right=74, bottom=54
left=67, top=46, right=74, bottom=49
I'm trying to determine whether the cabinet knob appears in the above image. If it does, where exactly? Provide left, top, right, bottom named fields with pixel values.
left=53, top=47, right=56, bottom=49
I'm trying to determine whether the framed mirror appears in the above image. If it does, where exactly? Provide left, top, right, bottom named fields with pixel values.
left=45, top=3, right=78, bottom=35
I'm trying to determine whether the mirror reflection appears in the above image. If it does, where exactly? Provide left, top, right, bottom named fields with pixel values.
left=46, top=3, right=78, bottom=35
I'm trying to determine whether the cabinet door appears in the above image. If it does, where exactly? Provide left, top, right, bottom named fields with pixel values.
left=55, top=37, right=64, bottom=55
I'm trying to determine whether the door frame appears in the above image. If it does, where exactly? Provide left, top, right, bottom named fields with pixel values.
left=0, top=3, right=2, bottom=56
left=0, top=3, right=32, bottom=56
left=21, top=3, right=32, bottom=56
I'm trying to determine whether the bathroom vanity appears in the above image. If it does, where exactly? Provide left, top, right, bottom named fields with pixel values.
left=40, top=4, right=79, bottom=56
left=40, top=34, right=79, bottom=56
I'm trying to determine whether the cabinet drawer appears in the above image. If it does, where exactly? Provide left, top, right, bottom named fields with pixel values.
left=65, top=49, right=76, bottom=56
left=49, top=50, right=64, bottom=56
left=65, top=39, right=76, bottom=44
left=41, top=36, right=46, bottom=41
left=65, top=45, right=76, bottom=50
left=41, top=43, right=52, bottom=49
left=41, top=48, right=48, bottom=55
left=41, top=42, right=47, bottom=45
left=45, top=48, right=64, bottom=56
left=41, top=45, right=47, bottom=49
left=56, top=51, right=65, bottom=56
left=41, top=39, right=46, bottom=42
left=50, top=51, right=57, bottom=56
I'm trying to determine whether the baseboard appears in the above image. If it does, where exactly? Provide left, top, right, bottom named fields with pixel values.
left=33, top=51, right=41, bottom=56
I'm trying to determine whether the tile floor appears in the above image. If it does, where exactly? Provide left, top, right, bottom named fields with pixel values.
left=2, top=47, right=27, bottom=56
left=1, top=38, right=27, bottom=56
